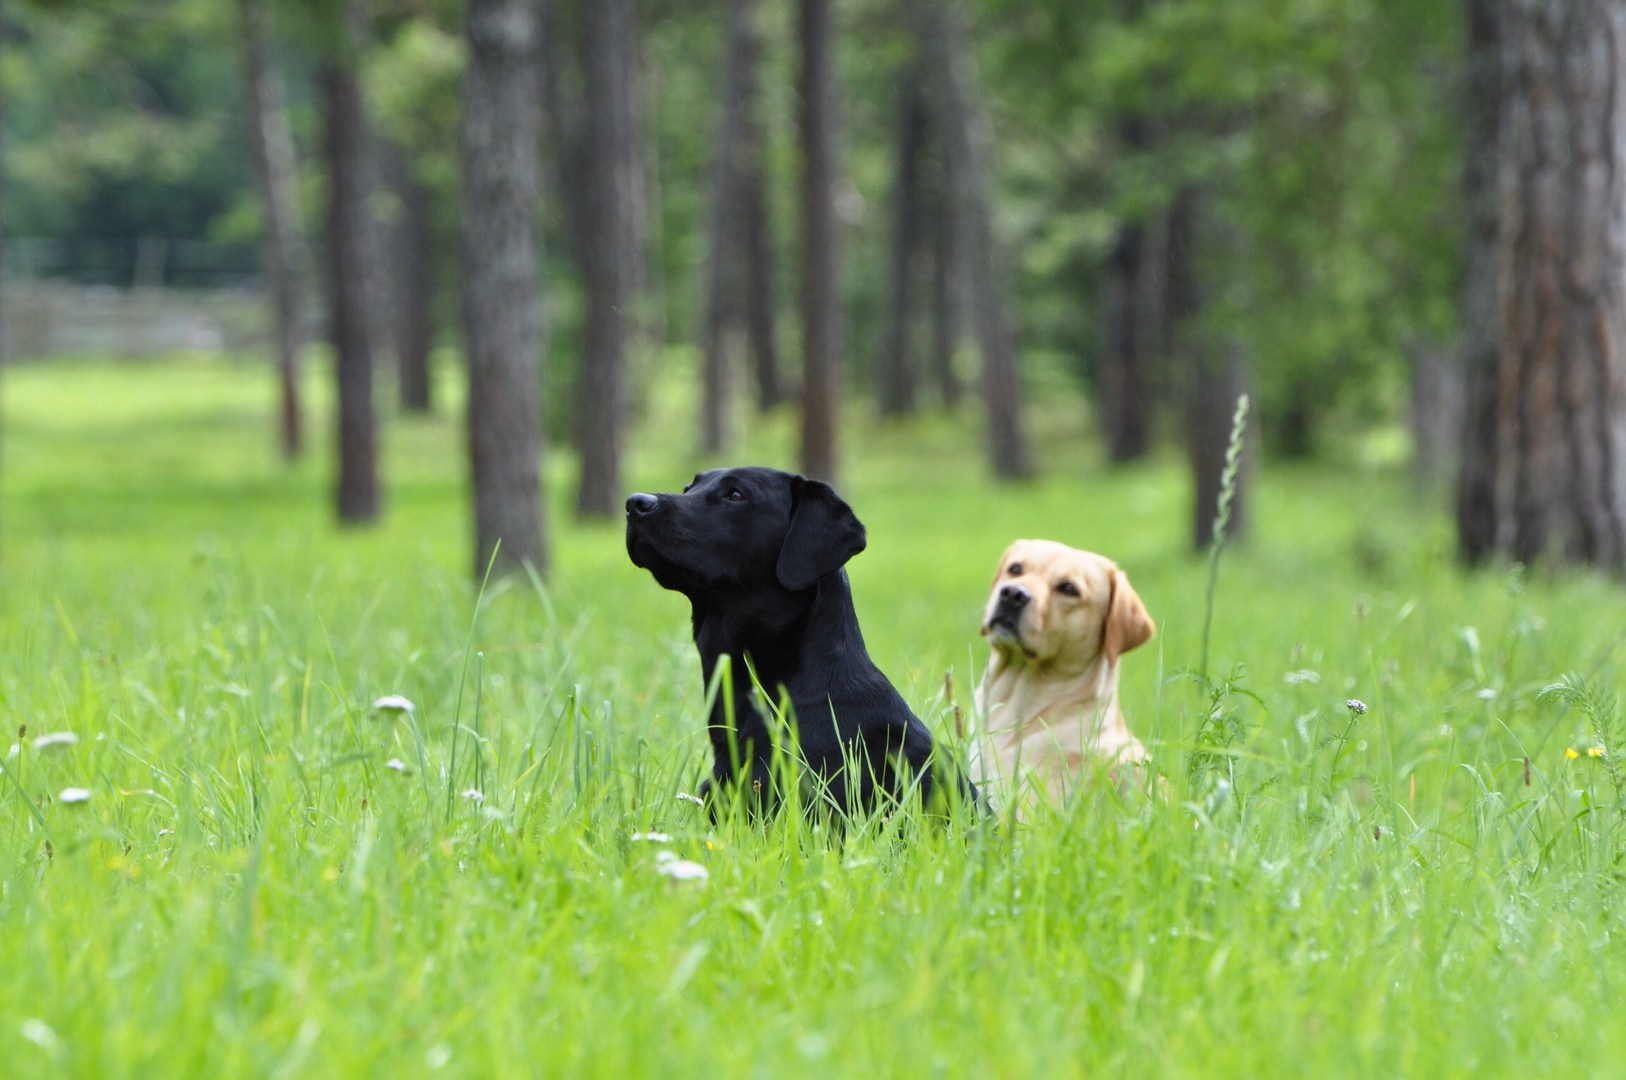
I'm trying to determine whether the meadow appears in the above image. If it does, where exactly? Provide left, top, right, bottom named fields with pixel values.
left=3, top=356, right=1625, bottom=1077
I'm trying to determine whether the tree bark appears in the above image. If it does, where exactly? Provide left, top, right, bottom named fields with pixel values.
left=1100, top=220, right=1151, bottom=462
left=798, top=0, right=841, bottom=483
left=576, top=0, right=639, bottom=517
left=1099, top=112, right=1152, bottom=464
left=463, top=0, right=545, bottom=577
left=925, top=141, right=963, bottom=408
left=735, top=0, right=781, bottom=412
left=699, top=0, right=756, bottom=454
left=1458, top=0, right=1626, bottom=568
left=239, top=0, right=307, bottom=461
left=880, top=65, right=927, bottom=418
left=1456, top=0, right=1505, bottom=560
left=321, top=3, right=380, bottom=525
left=742, top=147, right=783, bottom=410
left=916, top=0, right=1031, bottom=478
left=1168, top=187, right=1249, bottom=549
left=395, top=161, right=435, bottom=413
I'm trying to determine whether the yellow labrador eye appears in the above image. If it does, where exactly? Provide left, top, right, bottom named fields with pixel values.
left=1008, top=563, right=1023, bottom=576
left=1056, top=580, right=1080, bottom=597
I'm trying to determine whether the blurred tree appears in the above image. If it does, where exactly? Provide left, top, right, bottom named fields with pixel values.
left=321, top=0, right=380, bottom=524
left=1098, top=120, right=1150, bottom=463
left=1168, top=185, right=1250, bottom=548
left=1457, top=0, right=1626, bottom=568
left=388, top=149, right=435, bottom=412
left=879, top=61, right=926, bottom=418
left=798, top=0, right=841, bottom=483
left=917, top=0, right=1030, bottom=478
left=238, top=0, right=308, bottom=459
left=923, top=141, right=962, bottom=408
left=699, top=0, right=752, bottom=452
left=576, top=0, right=641, bottom=518
left=462, top=0, right=545, bottom=576
left=365, top=9, right=466, bottom=415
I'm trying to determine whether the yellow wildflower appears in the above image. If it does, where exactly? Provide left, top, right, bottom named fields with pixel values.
left=1566, top=748, right=1580, bottom=760
left=1588, top=746, right=1606, bottom=759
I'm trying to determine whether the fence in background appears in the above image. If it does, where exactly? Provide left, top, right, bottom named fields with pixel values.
left=0, top=238, right=314, bottom=362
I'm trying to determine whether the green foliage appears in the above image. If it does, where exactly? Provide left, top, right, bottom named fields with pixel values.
left=4, top=360, right=1626, bottom=1074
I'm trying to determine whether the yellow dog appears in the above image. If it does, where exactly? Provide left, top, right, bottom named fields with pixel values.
left=972, top=539, right=1156, bottom=812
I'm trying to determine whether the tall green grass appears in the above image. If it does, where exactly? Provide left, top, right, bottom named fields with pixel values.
left=2, top=357, right=1625, bottom=1077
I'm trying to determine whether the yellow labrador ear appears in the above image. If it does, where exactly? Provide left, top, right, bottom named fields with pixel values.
left=1103, top=569, right=1155, bottom=662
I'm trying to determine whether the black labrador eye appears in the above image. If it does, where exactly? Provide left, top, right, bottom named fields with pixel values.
left=1056, top=580, right=1080, bottom=597
left=724, top=489, right=746, bottom=502
left=1008, top=563, right=1023, bottom=576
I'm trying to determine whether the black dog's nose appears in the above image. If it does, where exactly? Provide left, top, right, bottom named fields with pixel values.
left=998, top=584, right=1030, bottom=609
left=626, top=493, right=659, bottom=516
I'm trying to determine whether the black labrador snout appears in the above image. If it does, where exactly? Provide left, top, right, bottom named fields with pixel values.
left=623, top=466, right=976, bottom=817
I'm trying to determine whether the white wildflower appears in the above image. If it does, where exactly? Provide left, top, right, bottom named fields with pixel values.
left=1345, top=699, right=1367, bottom=715
left=461, top=788, right=484, bottom=803
left=631, top=832, right=671, bottom=843
left=654, top=850, right=708, bottom=883
left=384, top=758, right=409, bottom=774
left=674, top=792, right=705, bottom=807
left=20, top=1018, right=59, bottom=1050
left=371, top=695, right=416, bottom=716
left=31, top=732, right=79, bottom=752
left=57, top=788, right=92, bottom=805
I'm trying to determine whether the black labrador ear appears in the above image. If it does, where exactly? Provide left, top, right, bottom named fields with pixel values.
left=776, top=477, right=867, bottom=591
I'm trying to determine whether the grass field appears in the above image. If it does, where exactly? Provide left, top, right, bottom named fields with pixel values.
left=4, top=356, right=1626, bottom=1077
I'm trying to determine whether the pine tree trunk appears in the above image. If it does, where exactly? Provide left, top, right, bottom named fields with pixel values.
left=396, top=162, right=435, bottom=413
left=1099, top=110, right=1152, bottom=464
left=699, top=0, right=755, bottom=454
left=880, top=66, right=927, bottom=418
left=742, top=152, right=783, bottom=409
left=321, top=6, right=379, bottom=525
left=240, top=0, right=307, bottom=461
left=1100, top=220, right=1150, bottom=462
left=1168, top=187, right=1249, bottom=550
left=798, top=0, right=841, bottom=483
left=1456, top=0, right=1505, bottom=560
left=576, top=0, right=639, bottom=517
left=1458, top=0, right=1626, bottom=568
left=916, top=0, right=1031, bottom=478
left=925, top=144, right=963, bottom=408
left=735, top=0, right=781, bottom=411
left=463, top=0, right=545, bottom=577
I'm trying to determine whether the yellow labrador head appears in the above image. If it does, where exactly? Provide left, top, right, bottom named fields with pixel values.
left=981, top=539, right=1155, bottom=671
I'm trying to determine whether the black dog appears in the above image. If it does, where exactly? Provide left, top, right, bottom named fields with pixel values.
left=625, top=467, right=970, bottom=815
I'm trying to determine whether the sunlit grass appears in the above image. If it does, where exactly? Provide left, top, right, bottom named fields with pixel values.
left=2, top=356, right=1625, bottom=1076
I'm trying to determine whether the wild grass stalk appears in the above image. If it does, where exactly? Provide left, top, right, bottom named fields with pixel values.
left=1199, top=394, right=1250, bottom=684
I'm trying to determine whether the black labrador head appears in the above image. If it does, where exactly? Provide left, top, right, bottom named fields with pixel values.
left=625, top=467, right=866, bottom=600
